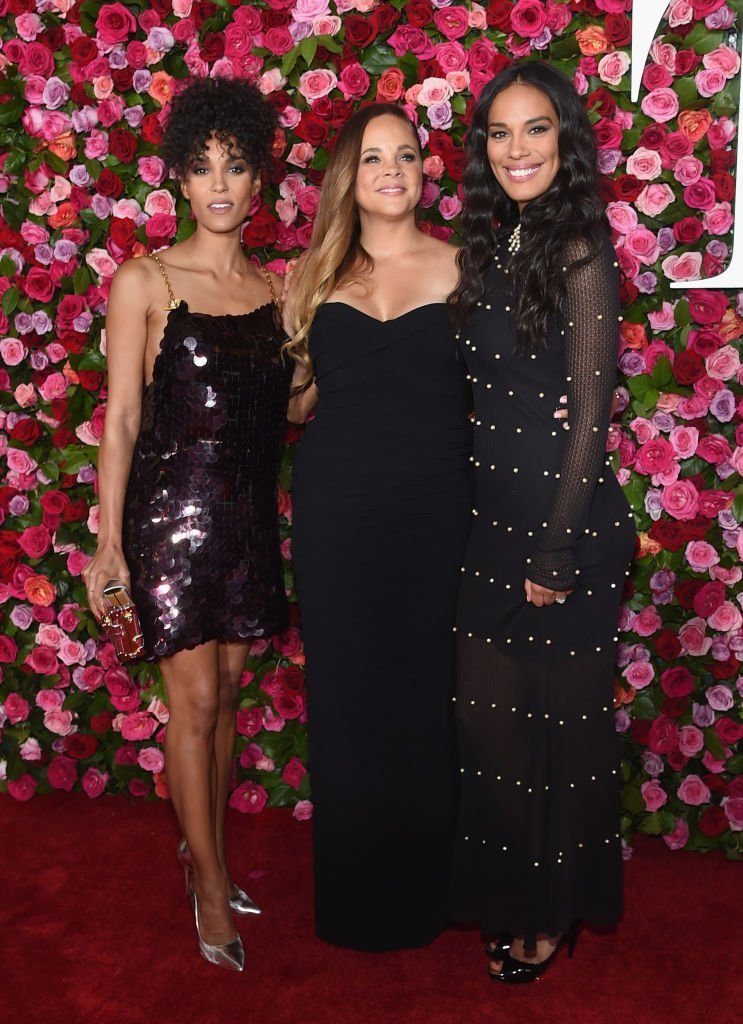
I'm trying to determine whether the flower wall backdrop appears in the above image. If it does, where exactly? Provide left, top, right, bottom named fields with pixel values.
left=0, top=0, right=741, bottom=856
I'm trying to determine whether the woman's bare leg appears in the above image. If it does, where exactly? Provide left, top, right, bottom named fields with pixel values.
left=213, top=641, right=250, bottom=882
left=160, top=641, right=235, bottom=944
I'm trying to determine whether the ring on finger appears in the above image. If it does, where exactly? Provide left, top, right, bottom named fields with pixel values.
left=555, top=595, right=566, bottom=605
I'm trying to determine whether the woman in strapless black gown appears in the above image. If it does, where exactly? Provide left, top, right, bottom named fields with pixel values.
left=285, top=105, right=473, bottom=951
left=447, top=64, right=636, bottom=983
left=83, top=79, right=290, bottom=973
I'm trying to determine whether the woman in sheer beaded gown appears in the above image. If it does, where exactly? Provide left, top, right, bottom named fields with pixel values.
left=284, top=104, right=473, bottom=951
left=83, top=79, right=291, bottom=973
left=447, top=64, right=636, bottom=982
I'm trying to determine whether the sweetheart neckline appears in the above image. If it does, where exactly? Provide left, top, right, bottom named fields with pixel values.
left=321, top=301, right=448, bottom=324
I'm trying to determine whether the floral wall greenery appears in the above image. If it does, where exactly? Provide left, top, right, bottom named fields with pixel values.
left=0, top=0, right=741, bottom=857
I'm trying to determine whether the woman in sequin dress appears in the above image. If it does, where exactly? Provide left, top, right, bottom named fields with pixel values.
left=447, top=64, right=636, bottom=982
left=83, top=79, right=291, bottom=972
left=284, top=105, right=473, bottom=951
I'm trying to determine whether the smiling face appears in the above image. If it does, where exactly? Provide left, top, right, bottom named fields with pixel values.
left=181, top=133, right=259, bottom=232
left=354, top=113, right=423, bottom=218
left=486, top=82, right=560, bottom=211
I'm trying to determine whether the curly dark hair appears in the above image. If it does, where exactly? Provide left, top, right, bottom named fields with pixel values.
left=162, top=76, right=277, bottom=179
left=449, top=62, right=609, bottom=353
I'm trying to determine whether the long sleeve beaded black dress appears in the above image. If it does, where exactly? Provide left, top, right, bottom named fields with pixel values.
left=448, top=231, right=636, bottom=941
left=292, top=301, right=473, bottom=951
left=122, top=264, right=291, bottom=660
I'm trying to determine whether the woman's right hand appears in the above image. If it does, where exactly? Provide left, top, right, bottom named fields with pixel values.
left=82, top=545, right=131, bottom=621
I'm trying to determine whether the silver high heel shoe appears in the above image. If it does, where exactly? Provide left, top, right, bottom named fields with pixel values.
left=190, top=887, right=245, bottom=973
left=177, top=839, right=261, bottom=916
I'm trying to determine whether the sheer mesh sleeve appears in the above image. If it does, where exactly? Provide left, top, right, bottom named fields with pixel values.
left=526, top=235, right=620, bottom=592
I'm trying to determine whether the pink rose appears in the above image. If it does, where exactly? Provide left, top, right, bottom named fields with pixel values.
left=635, top=184, right=675, bottom=218
left=663, top=818, right=689, bottom=851
left=26, top=646, right=59, bottom=675
left=678, top=726, right=704, bottom=757
left=511, top=0, right=548, bottom=38
left=58, top=638, right=87, bottom=666
left=677, top=774, right=711, bottom=806
left=143, top=188, right=175, bottom=217
left=624, top=226, right=660, bottom=265
left=708, top=602, right=742, bottom=632
left=622, top=661, right=654, bottom=690
left=722, top=797, right=743, bottom=831
left=287, top=143, right=315, bottom=169
left=598, top=51, right=630, bottom=86
left=292, top=799, right=313, bottom=821
left=626, top=148, right=662, bottom=181
left=641, top=780, right=668, bottom=812
left=96, top=3, right=137, bottom=46
left=137, top=746, right=165, bottom=773
left=4, top=692, right=30, bottom=723
left=673, top=155, right=703, bottom=187
left=18, top=525, right=52, bottom=559
left=339, top=63, right=370, bottom=101
left=660, top=480, right=699, bottom=521
left=44, top=709, right=75, bottom=735
left=418, top=77, right=453, bottom=107
left=47, top=754, right=77, bottom=791
left=632, top=605, right=662, bottom=638
left=707, top=684, right=734, bottom=711
left=706, top=345, right=740, bottom=381
left=8, top=774, right=37, bottom=801
left=281, top=755, right=307, bottom=789
left=119, top=711, right=158, bottom=741
left=661, top=252, right=702, bottom=282
left=684, top=179, right=717, bottom=211
left=606, top=202, right=637, bottom=235
left=696, top=69, right=726, bottom=98
left=634, top=438, right=675, bottom=476
left=297, top=69, right=337, bottom=102
left=82, top=767, right=109, bottom=798
left=641, top=88, right=679, bottom=123
left=228, top=780, right=269, bottom=814
left=0, top=338, right=27, bottom=366
left=36, top=689, right=63, bottom=712
left=685, top=540, right=720, bottom=572
left=236, top=707, right=263, bottom=737
left=679, top=618, right=713, bottom=656
left=0, top=636, right=19, bottom=664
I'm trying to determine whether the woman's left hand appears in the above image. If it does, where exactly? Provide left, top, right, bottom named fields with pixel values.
left=524, top=579, right=571, bottom=607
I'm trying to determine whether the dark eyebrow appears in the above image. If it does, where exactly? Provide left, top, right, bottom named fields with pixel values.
left=488, top=115, right=554, bottom=129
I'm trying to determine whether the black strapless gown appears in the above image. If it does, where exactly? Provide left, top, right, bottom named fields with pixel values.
left=122, top=301, right=291, bottom=660
left=292, top=302, right=473, bottom=951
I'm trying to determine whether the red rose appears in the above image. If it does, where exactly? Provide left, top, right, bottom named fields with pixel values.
left=24, top=266, right=54, bottom=302
left=406, top=0, right=433, bottom=26
left=70, top=35, right=97, bottom=65
left=711, top=654, right=739, bottom=681
left=282, top=665, right=305, bottom=694
left=55, top=293, right=86, bottom=331
left=648, top=520, right=685, bottom=552
left=604, top=13, right=630, bottom=45
left=242, top=207, right=278, bottom=248
left=47, top=754, right=77, bottom=791
left=691, top=0, right=727, bottom=16
left=653, top=629, right=682, bottom=661
left=61, top=498, right=88, bottom=522
left=666, top=750, right=688, bottom=772
left=648, top=716, right=679, bottom=755
left=486, top=0, right=513, bottom=30
left=77, top=370, right=104, bottom=392
left=675, top=49, right=703, bottom=76
left=443, top=149, right=466, bottom=182
left=109, top=217, right=137, bottom=251
left=613, top=175, right=644, bottom=202
left=141, top=113, right=164, bottom=145
left=586, top=88, right=617, bottom=119
left=639, top=123, right=668, bottom=150
left=673, top=350, right=705, bottom=385
left=710, top=148, right=735, bottom=172
left=674, top=579, right=703, bottom=609
left=108, top=128, right=138, bottom=164
left=699, top=806, right=728, bottom=837
left=90, top=711, right=114, bottom=733
left=693, top=581, right=726, bottom=618
left=716, top=717, right=743, bottom=744
left=10, top=418, right=43, bottom=444
left=673, top=217, right=703, bottom=245
left=660, top=666, right=695, bottom=698
left=111, top=67, right=134, bottom=93
left=295, top=112, right=329, bottom=147
left=281, top=755, right=307, bottom=789
left=344, top=14, right=378, bottom=48
left=199, top=32, right=224, bottom=62
left=712, top=172, right=735, bottom=202
left=96, top=167, right=124, bottom=198
left=661, top=697, right=689, bottom=720
left=0, top=530, right=21, bottom=582
left=687, top=289, right=727, bottom=325
left=20, top=41, right=54, bottom=78
left=65, top=733, right=99, bottom=760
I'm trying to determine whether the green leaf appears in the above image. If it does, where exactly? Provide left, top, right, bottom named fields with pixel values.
left=43, top=150, right=69, bottom=175
left=281, top=46, right=301, bottom=78
left=314, top=34, right=344, bottom=55
left=627, top=373, right=651, bottom=400
left=39, top=460, right=61, bottom=482
left=299, top=36, right=318, bottom=67
left=650, top=355, right=673, bottom=389
left=0, top=98, right=24, bottom=127
left=0, top=255, right=17, bottom=277
left=362, top=41, right=401, bottom=76
left=704, top=727, right=727, bottom=762
left=684, top=26, right=723, bottom=53
left=2, top=285, right=19, bottom=316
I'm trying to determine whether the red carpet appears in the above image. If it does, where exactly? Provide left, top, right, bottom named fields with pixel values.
left=1, top=792, right=740, bottom=1024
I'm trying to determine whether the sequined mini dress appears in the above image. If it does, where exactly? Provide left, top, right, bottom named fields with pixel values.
left=122, top=259, right=291, bottom=660
left=448, top=232, right=636, bottom=941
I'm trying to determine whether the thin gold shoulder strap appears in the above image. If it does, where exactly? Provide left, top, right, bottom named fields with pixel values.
left=260, top=266, right=281, bottom=309
left=150, top=252, right=179, bottom=311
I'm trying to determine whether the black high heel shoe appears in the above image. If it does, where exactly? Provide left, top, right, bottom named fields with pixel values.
left=484, top=933, right=512, bottom=958
left=488, top=924, right=579, bottom=984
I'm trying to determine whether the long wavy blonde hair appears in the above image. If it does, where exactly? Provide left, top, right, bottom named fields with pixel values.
left=283, top=103, right=422, bottom=387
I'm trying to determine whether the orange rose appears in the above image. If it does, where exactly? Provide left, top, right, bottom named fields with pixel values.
left=154, top=772, right=170, bottom=799
left=613, top=679, right=635, bottom=707
left=271, top=127, right=286, bottom=159
left=24, top=573, right=57, bottom=606
left=719, top=307, right=743, bottom=341
left=575, top=26, right=610, bottom=56
left=148, top=70, right=175, bottom=107
left=621, top=321, right=648, bottom=349
left=49, top=131, right=76, bottom=162
left=48, top=202, right=77, bottom=229
left=377, top=67, right=406, bottom=103
left=678, top=109, right=712, bottom=142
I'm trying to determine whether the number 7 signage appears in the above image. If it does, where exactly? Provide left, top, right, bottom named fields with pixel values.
left=632, top=1, right=743, bottom=289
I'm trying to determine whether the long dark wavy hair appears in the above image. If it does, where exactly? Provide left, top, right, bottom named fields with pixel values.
left=449, top=62, right=608, bottom=352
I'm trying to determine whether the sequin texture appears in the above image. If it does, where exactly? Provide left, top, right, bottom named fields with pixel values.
left=122, top=301, right=291, bottom=660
